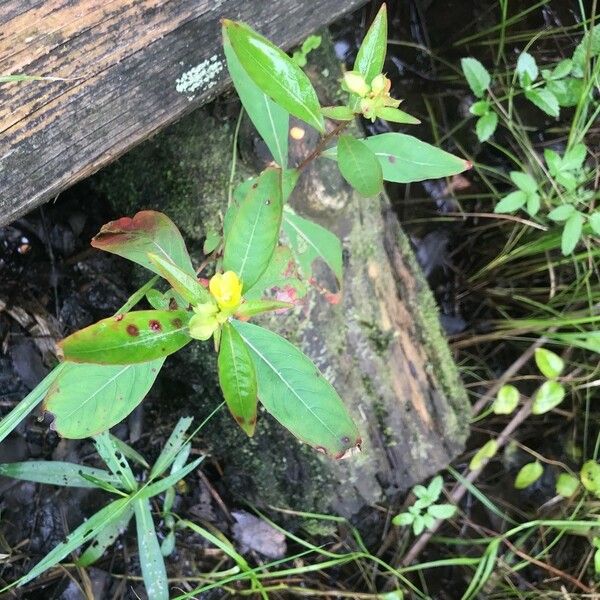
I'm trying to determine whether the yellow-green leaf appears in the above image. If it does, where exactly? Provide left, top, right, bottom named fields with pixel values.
left=514, top=461, right=543, bottom=489
left=337, top=134, right=383, bottom=197
left=469, top=439, right=497, bottom=470
left=532, top=380, right=565, bottom=414
left=354, top=4, right=388, bottom=84
left=534, top=348, right=565, bottom=379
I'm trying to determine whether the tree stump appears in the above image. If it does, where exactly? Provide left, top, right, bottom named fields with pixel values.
left=86, top=34, right=470, bottom=516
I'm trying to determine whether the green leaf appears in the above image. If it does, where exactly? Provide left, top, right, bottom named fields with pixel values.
left=581, top=460, right=600, bottom=495
left=78, top=505, right=134, bottom=567
left=134, top=498, right=169, bottom=600
left=337, top=134, right=383, bottom=197
left=555, top=472, right=579, bottom=498
left=150, top=416, right=194, bottom=478
left=392, top=512, right=414, bottom=527
left=282, top=209, right=343, bottom=286
left=375, top=106, right=420, bottom=125
left=514, top=461, right=543, bottom=489
left=44, top=361, right=164, bottom=439
left=147, top=253, right=211, bottom=305
left=494, top=190, right=527, bottom=213
left=203, top=229, right=222, bottom=255
left=354, top=4, right=387, bottom=84
left=572, top=24, right=600, bottom=76
left=526, top=192, right=541, bottom=217
left=94, top=432, right=137, bottom=492
left=412, top=484, right=428, bottom=499
left=231, top=320, right=361, bottom=458
left=0, top=461, right=124, bottom=489
left=532, top=380, right=566, bottom=414
left=492, top=384, right=519, bottom=415
left=412, top=515, right=426, bottom=536
left=476, top=112, right=498, bottom=142
left=555, top=171, right=578, bottom=191
left=218, top=322, right=258, bottom=437
left=561, top=212, right=584, bottom=255
left=223, top=167, right=284, bottom=292
left=469, top=439, right=497, bottom=470
left=427, top=503, right=457, bottom=520
left=223, top=20, right=324, bottom=132
left=426, top=475, right=443, bottom=501
left=21, top=497, right=131, bottom=586
left=590, top=213, right=600, bottom=236
left=461, top=57, right=491, bottom=98
left=534, top=348, right=565, bottom=378
left=91, top=211, right=195, bottom=277
left=224, top=33, right=288, bottom=167
left=544, top=148, right=562, bottom=175
left=326, top=133, right=470, bottom=183
left=140, top=457, right=203, bottom=500
left=548, top=204, right=575, bottom=222
left=525, top=88, right=559, bottom=117
left=109, top=434, right=150, bottom=469
left=562, top=143, right=587, bottom=171
left=58, top=310, right=191, bottom=364
left=469, top=100, right=491, bottom=117
left=516, top=52, right=538, bottom=85
left=234, top=299, right=293, bottom=319
left=550, top=59, right=573, bottom=80
left=510, top=171, right=537, bottom=194
left=321, top=106, right=355, bottom=121
left=546, top=77, right=584, bottom=107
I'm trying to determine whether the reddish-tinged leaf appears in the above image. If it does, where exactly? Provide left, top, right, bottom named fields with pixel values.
left=91, top=211, right=195, bottom=277
left=58, top=310, right=192, bottom=364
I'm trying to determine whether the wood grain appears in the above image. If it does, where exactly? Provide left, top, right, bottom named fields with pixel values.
left=0, top=0, right=366, bottom=226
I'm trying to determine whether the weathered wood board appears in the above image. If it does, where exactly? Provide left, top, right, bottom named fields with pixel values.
left=0, top=0, right=366, bottom=226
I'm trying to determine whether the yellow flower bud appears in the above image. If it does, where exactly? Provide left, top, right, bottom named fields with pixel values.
left=209, top=271, right=243, bottom=310
left=189, top=312, right=219, bottom=341
left=371, top=74, right=391, bottom=96
left=343, top=71, right=370, bottom=97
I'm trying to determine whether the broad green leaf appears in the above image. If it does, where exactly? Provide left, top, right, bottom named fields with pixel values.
left=561, top=212, right=583, bottom=255
left=494, top=190, right=527, bottom=213
left=590, top=213, right=600, bottom=236
left=461, top=57, right=491, bottom=97
left=562, top=143, right=587, bottom=171
left=91, top=211, right=195, bottom=277
left=282, top=209, right=343, bottom=286
left=526, top=192, right=541, bottom=217
left=94, top=432, right=137, bottom=492
left=44, top=360, right=164, bottom=439
left=375, top=106, right=420, bottom=125
left=392, top=512, right=414, bottom=526
left=223, top=20, right=324, bottom=132
left=422, top=514, right=436, bottom=530
left=78, top=505, right=134, bottom=567
left=469, top=100, right=491, bottom=116
left=0, top=461, right=123, bottom=489
left=325, top=133, right=470, bottom=183
left=544, top=148, right=562, bottom=174
left=427, top=475, right=443, bottom=501
left=476, top=111, right=498, bottom=142
left=412, top=484, right=428, bottom=499
left=534, top=348, right=564, bottom=378
left=321, top=106, right=355, bottom=121
left=492, top=384, right=519, bottom=415
left=427, top=503, right=457, bottom=519
left=222, top=167, right=283, bottom=292
left=243, top=245, right=308, bottom=301
left=516, top=52, right=538, bottom=84
left=224, top=33, right=288, bottom=167
left=572, top=24, right=600, bottom=75
left=203, top=229, right=222, bottom=255
left=510, top=171, right=537, bottom=194
left=581, top=460, right=600, bottom=495
left=548, top=204, right=575, bottom=222
left=354, top=4, right=387, bottom=84
left=232, top=320, right=361, bottom=457
left=218, top=322, right=258, bottom=436
left=134, top=498, right=169, bottom=600
left=150, top=416, right=194, bottom=478
left=235, top=299, right=293, bottom=319
left=21, top=497, right=131, bottom=586
left=556, top=171, right=578, bottom=191
left=532, top=380, right=566, bottom=414
left=469, top=439, right=497, bottom=470
left=525, top=88, right=559, bottom=117
left=412, top=515, right=426, bottom=535
left=337, top=134, right=383, bottom=197
left=58, top=310, right=191, bottom=364
left=547, top=77, right=585, bottom=107
left=548, top=59, right=573, bottom=80
left=556, top=472, right=579, bottom=498
left=147, top=253, right=211, bottom=305
left=514, top=461, right=543, bottom=489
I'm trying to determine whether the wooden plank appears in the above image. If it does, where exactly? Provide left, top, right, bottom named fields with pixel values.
left=0, top=0, right=366, bottom=226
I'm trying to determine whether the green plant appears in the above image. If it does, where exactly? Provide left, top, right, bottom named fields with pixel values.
left=0, top=4, right=469, bottom=456
left=392, top=476, right=457, bottom=535
left=0, top=418, right=202, bottom=599
left=461, top=24, right=600, bottom=255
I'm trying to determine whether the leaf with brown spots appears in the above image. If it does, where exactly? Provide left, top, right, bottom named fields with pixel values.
left=91, top=211, right=195, bottom=277
left=218, top=322, right=258, bottom=437
left=58, top=310, right=192, bottom=364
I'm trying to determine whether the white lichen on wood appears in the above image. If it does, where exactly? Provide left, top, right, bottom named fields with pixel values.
left=175, top=55, right=224, bottom=98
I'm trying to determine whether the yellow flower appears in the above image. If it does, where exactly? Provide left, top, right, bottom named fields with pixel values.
left=189, top=302, right=219, bottom=340
left=343, top=71, right=370, bottom=97
left=209, top=271, right=243, bottom=311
